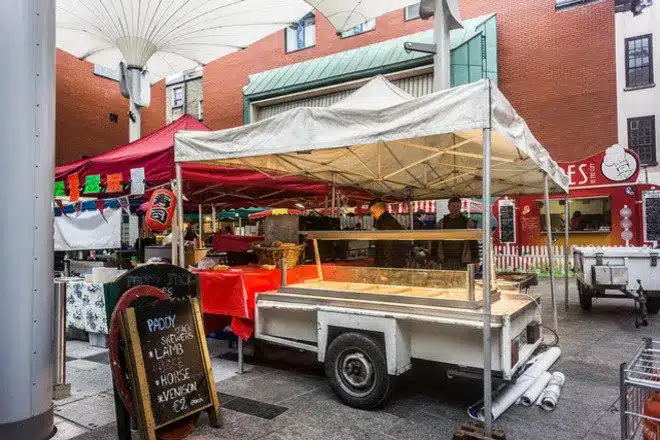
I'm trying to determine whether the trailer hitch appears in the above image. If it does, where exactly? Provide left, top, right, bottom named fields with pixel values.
left=633, top=280, right=649, bottom=328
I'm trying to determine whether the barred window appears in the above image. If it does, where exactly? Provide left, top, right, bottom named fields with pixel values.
left=628, top=116, right=656, bottom=166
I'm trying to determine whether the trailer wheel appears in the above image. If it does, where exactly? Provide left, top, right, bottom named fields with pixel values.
left=325, top=332, right=392, bottom=410
left=577, top=281, right=592, bottom=311
left=647, top=298, right=660, bottom=314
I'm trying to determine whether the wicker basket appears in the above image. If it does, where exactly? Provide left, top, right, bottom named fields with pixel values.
left=253, top=243, right=305, bottom=268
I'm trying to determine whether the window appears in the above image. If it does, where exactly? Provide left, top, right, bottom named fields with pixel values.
left=626, top=34, right=654, bottom=88
left=285, top=13, right=316, bottom=53
left=404, top=4, right=421, bottom=20
left=540, top=197, right=612, bottom=233
left=628, top=116, right=657, bottom=166
left=340, top=19, right=375, bottom=38
left=198, top=100, right=203, bottom=121
left=172, top=87, right=183, bottom=107
left=108, top=113, right=119, bottom=123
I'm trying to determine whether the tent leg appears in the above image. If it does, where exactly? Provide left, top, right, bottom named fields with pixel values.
left=211, top=205, right=217, bottom=233
left=564, top=195, right=570, bottom=311
left=481, top=127, right=493, bottom=437
left=544, top=174, right=558, bottom=332
left=175, top=164, right=185, bottom=268
left=171, top=180, right=178, bottom=266
left=198, top=204, right=203, bottom=247
left=331, top=174, right=336, bottom=218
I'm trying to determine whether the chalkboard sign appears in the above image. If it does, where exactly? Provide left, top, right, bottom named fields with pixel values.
left=498, top=200, right=516, bottom=243
left=115, top=263, right=199, bottom=299
left=119, top=297, right=221, bottom=439
left=643, top=190, right=660, bottom=242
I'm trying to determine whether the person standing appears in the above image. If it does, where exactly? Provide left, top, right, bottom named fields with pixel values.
left=436, top=197, right=479, bottom=270
left=369, top=199, right=407, bottom=268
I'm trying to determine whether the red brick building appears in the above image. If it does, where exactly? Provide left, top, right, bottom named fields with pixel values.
left=202, top=0, right=617, bottom=162
left=55, top=50, right=165, bottom=165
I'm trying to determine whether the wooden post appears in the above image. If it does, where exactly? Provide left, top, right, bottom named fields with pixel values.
left=313, top=239, right=323, bottom=281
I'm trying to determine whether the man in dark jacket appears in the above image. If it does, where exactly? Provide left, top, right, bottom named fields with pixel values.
left=369, top=199, right=407, bottom=268
left=436, top=197, right=479, bottom=269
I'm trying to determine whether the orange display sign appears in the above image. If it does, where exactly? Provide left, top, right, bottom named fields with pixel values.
left=106, top=173, right=123, bottom=193
left=67, top=174, right=80, bottom=202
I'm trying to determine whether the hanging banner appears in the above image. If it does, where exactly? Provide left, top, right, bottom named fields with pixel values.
left=84, top=175, right=101, bottom=194
left=118, top=196, right=130, bottom=214
left=130, top=167, right=145, bottom=195
left=106, top=173, right=123, bottom=193
left=54, top=208, right=123, bottom=251
left=54, top=181, right=65, bottom=197
left=68, top=174, right=80, bottom=202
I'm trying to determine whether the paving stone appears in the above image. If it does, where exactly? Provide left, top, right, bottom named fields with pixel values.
left=55, top=392, right=116, bottom=430
left=217, top=369, right=325, bottom=405
left=211, top=356, right=253, bottom=383
left=589, top=404, right=622, bottom=439
left=67, top=424, right=119, bottom=440
left=67, top=359, right=107, bottom=371
left=52, top=416, right=89, bottom=440
left=56, top=363, right=114, bottom=406
left=66, top=341, right=108, bottom=360
left=385, top=411, right=458, bottom=440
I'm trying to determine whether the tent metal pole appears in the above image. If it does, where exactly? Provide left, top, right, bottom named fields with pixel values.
left=544, top=173, right=559, bottom=332
left=171, top=180, right=178, bottom=266
left=564, top=194, right=570, bottom=310
left=331, top=173, right=336, bottom=218
left=433, top=0, right=450, bottom=91
left=175, top=164, right=185, bottom=267
left=198, top=203, right=203, bottom=246
left=211, top=204, right=217, bottom=233
left=481, top=127, right=493, bottom=436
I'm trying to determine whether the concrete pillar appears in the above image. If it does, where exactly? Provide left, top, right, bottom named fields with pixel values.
left=0, top=0, right=56, bottom=439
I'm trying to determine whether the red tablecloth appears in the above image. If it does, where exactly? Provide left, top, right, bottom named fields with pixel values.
left=197, top=265, right=319, bottom=339
left=212, top=234, right=263, bottom=252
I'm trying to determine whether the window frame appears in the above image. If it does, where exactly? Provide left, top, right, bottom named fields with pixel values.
left=285, top=13, right=316, bottom=53
left=625, top=34, right=654, bottom=89
left=403, top=4, right=421, bottom=21
left=172, top=87, right=184, bottom=108
left=627, top=115, right=657, bottom=167
left=340, top=18, right=376, bottom=39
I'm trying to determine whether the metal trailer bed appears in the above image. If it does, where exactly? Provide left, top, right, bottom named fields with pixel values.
left=573, top=247, right=660, bottom=326
left=251, top=231, right=543, bottom=409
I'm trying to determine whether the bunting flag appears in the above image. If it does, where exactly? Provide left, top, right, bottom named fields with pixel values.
left=130, top=167, right=145, bottom=195
left=95, top=199, right=107, bottom=223
left=68, top=174, right=80, bottom=202
left=84, top=175, right=101, bottom=194
left=54, top=181, right=65, bottom=197
left=74, top=201, right=82, bottom=217
left=106, top=173, right=123, bottom=193
left=118, top=196, right=130, bottom=214
left=55, top=199, right=68, bottom=217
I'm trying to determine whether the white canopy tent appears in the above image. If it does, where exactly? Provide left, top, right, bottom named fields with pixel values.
left=173, top=77, right=570, bottom=431
left=175, top=78, right=569, bottom=200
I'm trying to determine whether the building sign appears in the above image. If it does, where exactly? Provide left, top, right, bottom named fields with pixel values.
left=558, top=145, right=640, bottom=188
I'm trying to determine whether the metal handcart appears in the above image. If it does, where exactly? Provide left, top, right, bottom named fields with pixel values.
left=620, top=338, right=660, bottom=439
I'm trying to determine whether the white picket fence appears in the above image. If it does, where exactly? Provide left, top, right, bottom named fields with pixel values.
left=494, top=244, right=573, bottom=274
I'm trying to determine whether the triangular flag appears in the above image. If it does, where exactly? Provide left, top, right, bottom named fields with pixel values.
left=130, top=168, right=145, bottom=195
left=55, top=199, right=68, bottom=217
left=74, top=201, right=82, bottom=217
left=54, top=181, right=65, bottom=197
left=118, top=196, right=130, bottom=214
left=106, top=173, right=123, bottom=193
left=84, top=175, right=101, bottom=194
left=95, top=199, right=107, bottom=223
left=68, top=174, right=80, bottom=202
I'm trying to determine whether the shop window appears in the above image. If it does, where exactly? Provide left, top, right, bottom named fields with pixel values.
left=625, top=34, right=654, bottom=88
left=340, top=19, right=375, bottom=38
left=172, top=87, right=183, bottom=107
left=285, top=13, right=316, bottom=53
left=404, top=4, right=421, bottom=20
left=628, top=116, right=656, bottom=166
left=540, top=197, right=612, bottom=233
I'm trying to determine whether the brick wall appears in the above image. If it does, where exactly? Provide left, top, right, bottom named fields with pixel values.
left=55, top=50, right=165, bottom=165
left=203, top=0, right=617, bottom=162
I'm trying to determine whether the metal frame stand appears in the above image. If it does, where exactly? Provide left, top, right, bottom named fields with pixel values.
left=176, top=163, right=185, bottom=267
left=481, top=126, right=493, bottom=436
left=543, top=174, right=559, bottom=332
left=53, top=280, right=71, bottom=400
left=564, top=195, right=570, bottom=310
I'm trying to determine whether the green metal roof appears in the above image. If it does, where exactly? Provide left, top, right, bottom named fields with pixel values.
left=244, top=13, right=496, bottom=100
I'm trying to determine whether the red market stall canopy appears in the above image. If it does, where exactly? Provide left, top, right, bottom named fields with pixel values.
left=55, top=115, right=330, bottom=206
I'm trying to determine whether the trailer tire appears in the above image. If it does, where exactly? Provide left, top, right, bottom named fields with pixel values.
left=325, top=332, right=392, bottom=410
left=577, top=281, right=592, bottom=311
left=647, top=298, right=660, bottom=314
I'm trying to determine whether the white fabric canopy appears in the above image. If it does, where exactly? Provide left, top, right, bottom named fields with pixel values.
left=56, top=0, right=312, bottom=79
left=54, top=208, right=122, bottom=251
left=174, top=78, right=569, bottom=200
